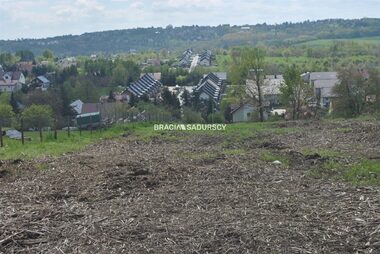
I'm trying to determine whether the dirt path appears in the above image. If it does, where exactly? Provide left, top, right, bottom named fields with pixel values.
left=0, top=121, right=379, bottom=253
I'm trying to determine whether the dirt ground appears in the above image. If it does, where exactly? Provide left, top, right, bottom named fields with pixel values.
left=0, top=120, right=379, bottom=253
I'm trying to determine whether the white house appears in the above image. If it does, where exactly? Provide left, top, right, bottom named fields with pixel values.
left=0, top=71, right=25, bottom=92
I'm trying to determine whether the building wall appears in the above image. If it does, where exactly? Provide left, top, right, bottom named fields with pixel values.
left=232, top=104, right=255, bottom=122
left=0, top=83, right=19, bottom=92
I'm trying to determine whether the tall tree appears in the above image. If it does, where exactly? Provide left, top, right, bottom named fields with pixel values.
left=111, top=63, right=129, bottom=86
left=181, top=89, right=191, bottom=107
left=22, top=105, right=53, bottom=142
left=59, top=85, right=72, bottom=116
left=279, top=65, right=308, bottom=120
left=367, top=68, right=380, bottom=110
left=242, top=48, right=266, bottom=122
left=129, top=93, right=138, bottom=107
left=333, top=66, right=369, bottom=117
left=42, top=49, right=54, bottom=60
left=16, top=50, right=35, bottom=62
left=9, top=92, right=19, bottom=114
left=224, top=105, right=233, bottom=123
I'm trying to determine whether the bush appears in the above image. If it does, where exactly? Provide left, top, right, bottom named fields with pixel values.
left=183, top=107, right=204, bottom=123
left=206, top=112, right=224, bottom=123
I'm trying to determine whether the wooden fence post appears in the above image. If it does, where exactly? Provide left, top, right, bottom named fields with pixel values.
left=0, top=125, right=3, bottom=148
left=54, top=118, right=57, bottom=140
left=67, top=116, right=71, bottom=137
left=21, top=118, right=24, bottom=145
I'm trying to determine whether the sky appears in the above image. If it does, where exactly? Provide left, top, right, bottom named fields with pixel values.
left=0, top=0, right=379, bottom=40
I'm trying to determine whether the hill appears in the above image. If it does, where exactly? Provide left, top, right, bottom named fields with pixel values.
left=1, top=18, right=380, bottom=56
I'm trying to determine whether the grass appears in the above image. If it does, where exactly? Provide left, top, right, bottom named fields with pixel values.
left=223, top=122, right=296, bottom=137
left=345, top=160, right=380, bottom=186
left=336, top=127, right=353, bottom=133
left=301, top=147, right=344, bottom=157
left=0, top=123, right=160, bottom=160
left=307, top=158, right=380, bottom=186
left=223, top=149, right=247, bottom=156
left=35, top=163, right=49, bottom=171
left=307, top=160, right=344, bottom=180
left=297, top=36, right=380, bottom=47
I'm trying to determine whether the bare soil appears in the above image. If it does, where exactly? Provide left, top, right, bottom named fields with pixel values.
left=0, top=120, right=379, bottom=253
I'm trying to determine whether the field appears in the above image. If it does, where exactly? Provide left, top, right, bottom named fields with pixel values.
left=296, top=36, right=380, bottom=47
left=0, top=120, right=379, bottom=253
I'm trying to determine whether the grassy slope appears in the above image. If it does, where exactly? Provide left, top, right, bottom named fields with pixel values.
left=297, top=36, right=380, bottom=47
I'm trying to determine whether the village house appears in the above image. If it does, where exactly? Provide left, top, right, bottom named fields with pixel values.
left=246, top=74, right=284, bottom=109
left=124, top=73, right=162, bottom=99
left=198, top=50, right=212, bottom=66
left=262, top=75, right=284, bottom=108
left=31, top=75, right=51, bottom=91
left=0, top=70, right=25, bottom=92
left=301, top=72, right=339, bottom=108
left=230, top=101, right=269, bottom=123
left=231, top=102, right=255, bottom=122
left=57, top=57, right=77, bottom=69
left=70, top=100, right=102, bottom=129
left=179, top=49, right=193, bottom=67
left=16, top=61, right=34, bottom=75
left=140, top=72, right=162, bottom=81
left=194, top=72, right=227, bottom=104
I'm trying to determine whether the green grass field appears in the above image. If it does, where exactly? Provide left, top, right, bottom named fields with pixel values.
left=297, top=36, right=380, bottom=47
left=0, top=125, right=130, bottom=160
left=0, top=122, right=292, bottom=160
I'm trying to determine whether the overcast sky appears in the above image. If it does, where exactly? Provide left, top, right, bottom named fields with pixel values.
left=0, top=0, right=379, bottom=40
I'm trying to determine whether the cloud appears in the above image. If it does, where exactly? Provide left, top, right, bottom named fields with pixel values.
left=0, top=0, right=379, bottom=39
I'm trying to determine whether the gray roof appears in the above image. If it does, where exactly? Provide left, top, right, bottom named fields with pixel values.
left=195, top=72, right=226, bottom=103
left=126, top=73, right=162, bottom=97
left=314, top=79, right=339, bottom=89
left=37, top=76, right=50, bottom=84
left=310, top=72, right=337, bottom=81
left=302, top=72, right=338, bottom=82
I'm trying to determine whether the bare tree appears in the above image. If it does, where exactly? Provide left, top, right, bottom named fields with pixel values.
left=243, top=48, right=266, bottom=122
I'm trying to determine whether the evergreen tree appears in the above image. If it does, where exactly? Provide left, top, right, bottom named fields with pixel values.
left=181, top=89, right=191, bottom=107
left=60, top=86, right=72, bottom=116
left=162, top=87, right=174, bottom=106
left=206, top=97, right=214, bottom=116
left=9, top=92, right=19, bottom=114
left=224, top=105, right=233, bottom=123
left=129, top=93, right=138, bottom=107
